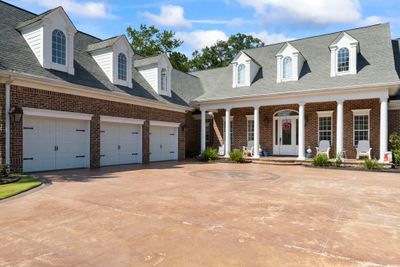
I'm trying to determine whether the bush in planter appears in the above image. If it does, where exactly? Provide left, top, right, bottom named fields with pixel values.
left=363, top=158, right=382, bottom=170
left=389, top=133, right=400, bottom=165
left=312, top=154, right=330, bottom=167
left=229, top=150, right=245, bottom=163
left=199, top=147, right=219, bottom=161
left=334, top=153, right=343, bottom=167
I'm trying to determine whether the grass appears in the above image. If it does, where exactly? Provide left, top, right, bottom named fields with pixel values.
left=0, top=174, right=42, bottom=200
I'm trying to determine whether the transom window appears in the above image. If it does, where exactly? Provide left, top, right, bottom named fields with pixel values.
left=337, top=47, right=349, bottom=72
left=318, top=116, right=332, bottom=144
left=118, top=53, right=127, bottom=81
left=282, top=56, right=292, bottom=79
left=247, top=119, right=254, bottom=143
left=354, top=113, right=369, bottom=146
left=161, top=68, right=167, bottom=91
left=237, top=64, right=246, bottom=85
left=52, top=30, right=66, bottom=65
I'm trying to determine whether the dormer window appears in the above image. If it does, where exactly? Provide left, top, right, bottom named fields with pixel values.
left=237, top=64, right=246, bottom=85
left=161, top=68, right=167, bottom=91
left=330, top=32, right=358, bottom=77
left=118, top=53, right=127, bottom=81
left=282, top=57, right=292, bottom=79
left=276, top=43, right=304, bottom=83
left=52, top=30, right=66, bottom=65
left=337, top=47, right=349, bottom=72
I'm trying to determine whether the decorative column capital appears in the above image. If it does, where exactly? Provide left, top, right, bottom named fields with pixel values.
left=253, top=105, right=260, bottom=110
left=298, top=102, right=305, bottom=107
left=380, top=96, right=388, bottom=103
left=336, top=98, right=344, bottom=104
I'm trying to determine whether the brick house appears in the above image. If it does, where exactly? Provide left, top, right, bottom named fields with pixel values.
left=0, top=2, right=399, bottom=173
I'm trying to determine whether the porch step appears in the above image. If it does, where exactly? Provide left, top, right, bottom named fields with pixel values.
left=250, top=157, right=305, bottom=166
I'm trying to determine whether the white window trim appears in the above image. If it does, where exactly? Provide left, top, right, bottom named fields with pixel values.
left=150, top=120, right=180, bottom=128
left=23, top=107, right=93, bottom=121
left=352, top=109, right=371, bottom=146
left=246, top=115, right=254, bottom=143
left=317, top=111, right=333, bottom=145
left=100, top=115, right=145, bottom=125
left=222, top=116, right=234, bottom=144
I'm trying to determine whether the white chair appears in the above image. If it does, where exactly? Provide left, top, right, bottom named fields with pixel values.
left=218, top=145, right=225, bottom=156
left=316, top=140, right=331, bottom=159
left=356, top=140, right=372, bottom=160
left=242, top=141, right=254, bottom=157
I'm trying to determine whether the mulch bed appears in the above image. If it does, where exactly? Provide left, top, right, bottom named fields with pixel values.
left=0, top=176, right=20, bottom=185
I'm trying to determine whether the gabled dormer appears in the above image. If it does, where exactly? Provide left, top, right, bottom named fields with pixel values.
left=231, top=51, right=260, bottom=88
left=87, top=35, right=134, bottom=88
left=276, top=43, right=304, bottom=83
left=329, top=32, right=359, bottom=77
left=134, top=54, right=172, bottom=97
left=17, top=7, right=77, bottom=75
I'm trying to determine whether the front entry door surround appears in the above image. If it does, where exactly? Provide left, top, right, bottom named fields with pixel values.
left=273, top=110, right=299, bottom=156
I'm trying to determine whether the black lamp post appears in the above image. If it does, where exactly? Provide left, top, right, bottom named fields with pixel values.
left=9, top=106, right=23, bottom=123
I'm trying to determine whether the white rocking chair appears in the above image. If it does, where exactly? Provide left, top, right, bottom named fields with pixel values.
left=316, top=140, right=331, bottom=159
left=242, top=141, right=254, bottom=157
left=356, top=140, right=372, bottom=160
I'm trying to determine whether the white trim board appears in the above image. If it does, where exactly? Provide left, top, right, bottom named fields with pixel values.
left=100, top=115, right=145, bottom=125
left=150, top=120, right=180, bottom=128
left=23, top=107, right=93, bottom=121
left=317, top=110, right=334, bottom=117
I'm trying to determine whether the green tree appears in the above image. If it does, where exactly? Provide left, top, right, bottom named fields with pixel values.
left=126, top=24, right=189, bottom=72
left=189, top=33, right=264, bottom=71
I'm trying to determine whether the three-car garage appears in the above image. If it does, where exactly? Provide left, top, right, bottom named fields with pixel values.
left=21, top=108, right=181, bottom=173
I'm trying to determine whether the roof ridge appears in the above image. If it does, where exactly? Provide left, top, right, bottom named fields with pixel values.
left=243, top=23, right=389, bottom=53
left=0, top=0, right=37, bottom=16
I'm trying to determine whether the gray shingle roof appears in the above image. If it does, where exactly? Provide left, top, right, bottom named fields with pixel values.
left=133, top=55, right=163, bottom=68
left=192, top=23, right=400, bottom=102
left=0, top=1, right=202, bottom=108
left=86, top=36, right=121, bottom=52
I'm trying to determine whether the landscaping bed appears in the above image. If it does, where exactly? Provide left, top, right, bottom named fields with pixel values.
left=0, top=174, right=42, bottom=200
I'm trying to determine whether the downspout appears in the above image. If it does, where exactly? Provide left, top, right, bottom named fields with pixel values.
left=5, top=83, right=10, bottom=167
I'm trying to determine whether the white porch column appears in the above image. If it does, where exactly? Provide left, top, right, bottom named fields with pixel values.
left=379, top=97, right=388, bottom=162
left=253, top=106, right=260, bottom=159
left=298, top=103, right=305, bottom=160
left=200, top=109, right=206, bottom=153
left=225, top=108, right=231, bottom=157
left=336, top=100, right=344, bottom=155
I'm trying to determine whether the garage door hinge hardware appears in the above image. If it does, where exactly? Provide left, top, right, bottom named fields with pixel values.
left=23, top=157, right=33, bottom=161
left=23, top=127, right=34, bottom=130
left=132, top=153, right=138, bottom=155
left=76, top=129, right=86, bottom=132
left=132, top=132, right=138, bottom=134
left=118, top=145, right=121, bottom=150
left=100, top=155, right=105, bottom=157
left=170, top=151, right=175, bottom=153
left=75, top=155, right=85, bottom=158
left=100, top=130, right=105, bottom=133
left=170, top=134, right=175, bottom=136
left=54, top=145, right=59, bottom=151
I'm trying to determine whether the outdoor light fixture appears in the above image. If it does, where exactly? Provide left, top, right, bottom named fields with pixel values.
left=180, top=124, right=187, bottom=131
left=9, top=106, right=23, bottom=123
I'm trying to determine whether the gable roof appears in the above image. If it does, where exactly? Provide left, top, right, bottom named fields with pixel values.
left=0, top=1, right=202, bottom=108
left=191, top=23, right=400, bottom=103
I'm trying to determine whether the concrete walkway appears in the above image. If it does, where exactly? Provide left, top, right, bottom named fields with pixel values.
left=0, top=161, right=399, bottom=266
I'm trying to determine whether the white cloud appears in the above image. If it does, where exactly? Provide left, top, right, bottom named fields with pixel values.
left=248, top=31, right=292, bottom=45
left=142, top=5, right=192, bottom=28
left=176, top=30, right=229, bottom=50
left=22, top=0, right=111, bottom=18
left=357, top=16, right=385, bottom=27
left=237, top=0, right=362, bottom=24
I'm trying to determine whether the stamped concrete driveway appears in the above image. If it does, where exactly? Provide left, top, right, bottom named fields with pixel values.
left=1, top=161, right=399, bottom=266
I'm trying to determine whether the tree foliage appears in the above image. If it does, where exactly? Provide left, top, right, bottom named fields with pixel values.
left=126, top=24, right=265, bottom=72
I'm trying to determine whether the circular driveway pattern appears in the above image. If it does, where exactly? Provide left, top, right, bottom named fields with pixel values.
left=188, top=169, right=281, bottom=181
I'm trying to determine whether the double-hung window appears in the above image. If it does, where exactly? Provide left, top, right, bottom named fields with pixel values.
left=317, top=111, right=333, bottom=145
left=353, top=109, right=370, bottom=146
left=246, top=115, right=254, bottom=144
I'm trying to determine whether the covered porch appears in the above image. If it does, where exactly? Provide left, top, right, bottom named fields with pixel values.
left=199, top=87, right=390, bottom=162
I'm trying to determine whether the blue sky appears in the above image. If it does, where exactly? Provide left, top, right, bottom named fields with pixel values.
left=6, top=0, right=400, bottom=56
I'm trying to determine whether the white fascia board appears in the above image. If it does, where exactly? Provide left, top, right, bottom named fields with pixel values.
left=352, top=109, right=371, bottom=116
left=150, top=120, right=181, bottom=128
left=317, top=111, right=334, bottom=117
left=100, top=115, right=145, bottom=125
left=23, top=107, right=93, bottom=120
left=0, top=70, right=192, bottom=113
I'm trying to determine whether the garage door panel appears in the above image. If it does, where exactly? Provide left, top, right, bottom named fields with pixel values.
left=150, top=126, right=178, bottom=162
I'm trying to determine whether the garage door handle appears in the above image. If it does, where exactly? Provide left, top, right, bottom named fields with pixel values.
left=54, top=145, right=59, bottom=151
left=118, top=145, right=121, bottom=150
left=132, top=153, right=138, bottom=156
left=75, top=155, right=85, bottom=158
left=23, top=157, right=33, bottom=161
left=170, top=151, right=175, bottom=154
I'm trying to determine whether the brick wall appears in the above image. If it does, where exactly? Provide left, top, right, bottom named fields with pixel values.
left=389, top=109, right=400, bottom=149
left=7, top=85, right=186, bottom=172
left=210, top=99, right=381, bottom=159
left=0, top=84, right=4, bottom=164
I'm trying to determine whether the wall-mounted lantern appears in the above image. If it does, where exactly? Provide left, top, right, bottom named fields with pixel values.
left=9, top=106, right=23, bottom=123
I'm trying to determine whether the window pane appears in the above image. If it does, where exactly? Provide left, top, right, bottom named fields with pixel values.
left=338, top=47, right=349, bottom=72
left=52, top=30, right=66, bottom=65
left=318, top=116, right=332, bottom=143
left=354, top=114, right=369, bottom=145
left=161, top=69, right=167, bottom=91
left=237, top=64, right=245, bottom=85
left=118, top=53, right=127, bottom=81
left=283, top=57, right=292, bottom=79
left=282, top=119, right=292, bottom=145
left=247, top=120, right=254, bottom=142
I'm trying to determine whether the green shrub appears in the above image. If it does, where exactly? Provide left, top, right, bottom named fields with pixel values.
left=363, top=159, right=382, bottom=170
left=334, top=153, right=343, bottom=167
left=199, top=147, right=219, bottom=161
left=229, top=150, right=245, bottom=163
left=312, top=154, right=330, bottom=167
left=392, top=150, right=400, bottom=166
left=389, top=133, right=400, bottom=166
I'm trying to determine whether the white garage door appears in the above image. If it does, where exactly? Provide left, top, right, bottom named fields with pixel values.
left=23, top=116, right=90, bottom=172
left=150, top=125, right=178, bottom=162
left=100, top=122, right=142, bottom=166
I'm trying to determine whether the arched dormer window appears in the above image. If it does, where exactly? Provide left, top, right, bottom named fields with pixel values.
left=52, top=30, right=66, bottom=65
left=161, top=68, right=167, bottom=91
left=282, top=56, right=292, bottom=79
left=118, top=53, right=127, bottom=81
left=337, top=47, right=349, bottom=72
left=237, top=64, right=246, bottom=85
